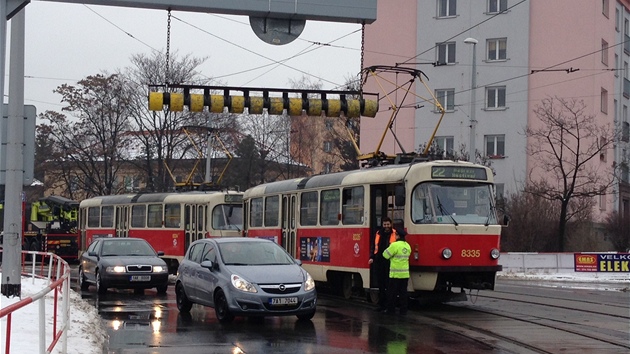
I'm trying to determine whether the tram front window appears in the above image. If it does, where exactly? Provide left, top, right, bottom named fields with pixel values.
left=412, top=183, right=497, bottom=225
left=212, top=204, right=243, bottom=230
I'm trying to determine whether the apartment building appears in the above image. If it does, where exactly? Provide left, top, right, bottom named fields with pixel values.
left=360, top=0, right=630, bottom=219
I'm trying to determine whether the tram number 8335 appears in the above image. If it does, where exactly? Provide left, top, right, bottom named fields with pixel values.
left=461, top=249, right=481, bottom=258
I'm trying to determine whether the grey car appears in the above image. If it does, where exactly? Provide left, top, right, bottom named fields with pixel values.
left=175, top=238, right=317, bottom=323
left=78, top=237, right=169, bottom=295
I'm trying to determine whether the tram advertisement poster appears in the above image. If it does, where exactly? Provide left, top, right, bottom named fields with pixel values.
left=574, top=253, right=630, bottom=272
left=300, top=237, right=330, bottom=262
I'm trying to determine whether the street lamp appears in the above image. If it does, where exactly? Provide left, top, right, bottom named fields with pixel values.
left=464, top=37, right=478, bottom=161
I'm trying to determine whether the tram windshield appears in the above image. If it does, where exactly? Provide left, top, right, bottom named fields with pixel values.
left=212, top=204, right=244, bottom=230
left=411, top=182, right=497, bottom=225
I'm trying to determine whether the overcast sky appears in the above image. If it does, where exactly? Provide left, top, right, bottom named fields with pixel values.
left=14, top=1, right=363, bottom=116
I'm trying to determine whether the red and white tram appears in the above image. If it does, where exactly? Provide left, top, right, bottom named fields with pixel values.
left=79, top=191, right=243, bottom=273
left=242, top=160, right=503, bottom=301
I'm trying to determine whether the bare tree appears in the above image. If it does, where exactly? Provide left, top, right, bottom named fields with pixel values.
left=526, top=97, right=617, bottom=251
left=121, top=51, right=237, bottom=191
left=40, top=74, right=134, bottom=198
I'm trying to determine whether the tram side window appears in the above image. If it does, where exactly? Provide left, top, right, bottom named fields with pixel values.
left=264, top=196, right=279, bottom=227
left=300, top=192, right=318, bottom=226
left=147, top=204, right=163, bottom=228
left=87, top=207, right=100, bottom=228
left=251, top=198, right=263, bottom=227
left=320, top=189, right=340, bottom=226
left=412, top=184, right=433, bottom=223
left=164, top=203, right=181, bottom=228
left=101, top=206, right=114, bottom=228
left=342, top=186, right=364, bottom=225
left=131, top=205, right=146, bottom=228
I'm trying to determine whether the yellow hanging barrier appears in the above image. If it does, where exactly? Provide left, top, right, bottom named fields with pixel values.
left=148, top=91, right=379, bottom=118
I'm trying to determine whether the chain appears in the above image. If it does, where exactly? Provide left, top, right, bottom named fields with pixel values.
left=360, top=22, right=365, bottom=92
left=165, top=9, right=171, bottom=86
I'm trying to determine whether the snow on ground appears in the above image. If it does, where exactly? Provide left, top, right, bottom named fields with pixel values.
left=0, top=274, right=107, bottom=354
left=0, top=271, right=628, bottom=354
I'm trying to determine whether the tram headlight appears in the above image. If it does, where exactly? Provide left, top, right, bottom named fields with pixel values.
left=106, top=266, right=126, bottom=273
left=231, top=274, right=257, bottom=293
left=490, top=248, right=500, bottom=259
left=304, top=272, right=315, bottom=292
left=441, top=248, right=452, bottom=259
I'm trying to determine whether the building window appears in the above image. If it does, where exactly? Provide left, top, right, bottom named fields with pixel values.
left=485, top=135, right=505, bottom=157
left=621, top=163, right=629, bottom=183
left=599, top=194, right=607, bottom=210
left=616, top=8, right=620, bottom=31
left=487, top=0, right=507, bottom=14
left=124, top=176, right=140, bottom=192
left=437, top=0, right=457, bottom=18
left=487, top=38, right=507, bottom=61
left=601, top=40, right=608, bottom=66
left=622, top=121, right=630, bottom=142
left=435, top=89, right=455, bottom=111
left=494, top=183, right=505, bottom=200
left=486, top=86, right=506, bottom=109
left=615, top=54, right=619, bottom=77
left=434, top=136, right=454, bottom=155
left=325, top=119, right=333, bottom=130
left=324, top=163, right=333, bottom=174
left=436, top=42, right=456, bottom=64
left=602, top=0, right=609, bottom=18
left=601, top=88, right=608, bottom=113
left=323, top=141, right=332, bottom=152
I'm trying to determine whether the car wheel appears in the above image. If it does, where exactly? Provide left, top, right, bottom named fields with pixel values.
left=156, top=284, right=168, bottom=294
left=78, top=267, right=90, bottom=291
left=96, top=271, right=107, bottom=295
left=176, top=283, right=193, bottom=313
left=296, top=309, right=316, bottom=321
left=214, top=290, right=234, bottom=323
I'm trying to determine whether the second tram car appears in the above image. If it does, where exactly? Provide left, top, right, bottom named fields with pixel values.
left=243, top=160, right=503, bottom=301
left=79, top=191, right=243, bottom=273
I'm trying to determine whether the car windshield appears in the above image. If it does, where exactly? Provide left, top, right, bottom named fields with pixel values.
left=219, top=241, right=295, bottom=266
left=101, top=240, right=156, bottom=257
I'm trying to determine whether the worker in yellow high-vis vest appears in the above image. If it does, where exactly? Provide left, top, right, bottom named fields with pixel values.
left=382, top=231, right=411, bottom=315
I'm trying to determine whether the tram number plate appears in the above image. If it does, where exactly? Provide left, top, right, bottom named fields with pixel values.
left=270, top=297, right=298, bottom=305
left=130, top=275, right=151, bottom=282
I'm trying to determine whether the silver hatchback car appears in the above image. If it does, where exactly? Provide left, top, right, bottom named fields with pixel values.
left=175, top=238, right=317, bottom=323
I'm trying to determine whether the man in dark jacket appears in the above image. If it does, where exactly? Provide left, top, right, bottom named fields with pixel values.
left=368, top=217, right=406, bottom=311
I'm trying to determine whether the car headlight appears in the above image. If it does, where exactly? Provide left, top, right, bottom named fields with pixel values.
left=441, top=248, right=452, bottom=259
left=106, top=266, right=126, bottom=273
left=152, top=265, right=166, bottom=273
left=304, top=272, right=315, bottom=292
left=490, top=248, right=500, bottom=259
left=231, top=274, right=257, bottom=293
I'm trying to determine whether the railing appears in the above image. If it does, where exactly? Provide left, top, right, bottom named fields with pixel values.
left=0, top=251, right=71, bottom=354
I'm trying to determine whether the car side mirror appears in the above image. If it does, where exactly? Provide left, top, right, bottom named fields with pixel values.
left=295, top=258, right=302, bottom=266
left=157, top=251, right=165, bottom=257
left=200, top=260, right=217, bottom=271
left=88, top=251, right=97, bottom=257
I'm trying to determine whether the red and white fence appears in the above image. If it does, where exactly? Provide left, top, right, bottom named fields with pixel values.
left=0, top=251, right=71, bottom=354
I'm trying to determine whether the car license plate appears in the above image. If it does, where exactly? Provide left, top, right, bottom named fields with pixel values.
left=130, top=275, right=151, bottom=282
left=270, top=297, right=298, bottom=305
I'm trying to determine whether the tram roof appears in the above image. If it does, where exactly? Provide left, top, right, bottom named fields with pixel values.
left=79, top=191, right=241, bottom=206
left=244, top=160, right=490, bottom=197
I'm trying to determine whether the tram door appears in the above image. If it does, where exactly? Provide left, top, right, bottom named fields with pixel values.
left=184, top=204, right=205, bottom=253
left=115, top=205, right=129, bottom=238
left=281, top=194, right=298, bottom=257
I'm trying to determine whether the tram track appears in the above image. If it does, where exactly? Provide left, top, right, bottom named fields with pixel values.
left=319, top=284, right=630, bottom=353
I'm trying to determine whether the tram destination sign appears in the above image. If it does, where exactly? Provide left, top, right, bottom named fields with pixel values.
left=431, top=166, right=487, bottom=180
